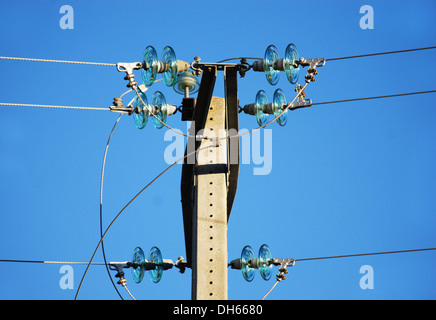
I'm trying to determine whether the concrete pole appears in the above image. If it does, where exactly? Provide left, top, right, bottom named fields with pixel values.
left=191, top=97, right=228, bottom=300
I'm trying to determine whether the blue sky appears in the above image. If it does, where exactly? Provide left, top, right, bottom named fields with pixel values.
left=0, top=0, right=435, bottom=300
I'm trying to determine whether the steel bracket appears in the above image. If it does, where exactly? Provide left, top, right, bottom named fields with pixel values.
left=270, top=258, right=295, bottom=281
left=297, top=57, right=326, bottom=83
left=287, top=84, right=313, bottom=110
left=109, top=97, right=134, bottom=114
left=116, top=62, right=143, bottom=89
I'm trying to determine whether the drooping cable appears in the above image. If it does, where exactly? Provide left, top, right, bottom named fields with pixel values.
left=122, top=283, right=136, bottom=300
left=261, top=280, right=280, bottom=300
left=99, top=114, right=124, bottom=300
left=74, top=144, right=215, bottom=300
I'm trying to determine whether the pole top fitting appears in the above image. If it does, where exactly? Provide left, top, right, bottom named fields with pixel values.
left=296, top=57, right=326, bottom=83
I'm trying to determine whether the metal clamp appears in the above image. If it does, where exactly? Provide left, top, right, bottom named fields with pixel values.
left=109, top=97, right=134, bottom=115
left=174, top=256, right=189, bottom=274
left=288, top=98, right=312, bottom=110
left=109, top=84, right=150, bottom=115
left=116, top=62, right=143, bottom=90
left=108, top=261, right=132, bottom=286
left=287, top=84, right=312, bottom=110
left=297, top=57, right=326, bottom=83
left=270, top=258, right=295, bottom=281
left=190, top=56, right=203, bottom=76
left=238, top=58, right=251, bottom=78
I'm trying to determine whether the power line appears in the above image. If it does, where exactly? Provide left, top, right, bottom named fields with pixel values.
left=2, top=89, right=435, bottom=114
left=122, top=283, right=136, bottom=300
left=0, top=102, right=108, bottom=111
left=294, top=247, right=436, bottom=262
left=215, top=46, right=436, bottom=65
left=0, top=89, right=133, bottom=112
left=0, top=55, right=116, bottom=66
left=0, top=82, right=307, bottom=142
left=2, top=45, right=435, bottom=301
left=3, top=248, right=435, bottom=266
left=311, top=89, right=436, bottom=107
left=99, top=114, right=124, bottom=300
left=1, top=45, right=434, bottom=68
left=0, top=259, right=106, bottom=265
left=326, top=46, right=436, bottom=61
left=260, top=247, right=436, bottom=300
left=261, top=280, right=280, bottom=300
left=3, top=247, right=435, bottom=299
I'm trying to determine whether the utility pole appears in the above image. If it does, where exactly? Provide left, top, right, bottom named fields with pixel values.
left=181, top=65, right=240, bottom=300
left=109, top=45, right=323, bottom=300
left=105, top=43, right=328, bottom=300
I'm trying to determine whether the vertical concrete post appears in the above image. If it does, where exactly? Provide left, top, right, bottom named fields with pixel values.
left=191, top=97, right=228, bottom=300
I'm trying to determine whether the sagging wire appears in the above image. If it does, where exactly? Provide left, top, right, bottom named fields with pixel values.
left=74, top=144, right=217, bottom=300
left=261, top=280, right=280, bottom=300
left=99, top=113, right=124, bottom=299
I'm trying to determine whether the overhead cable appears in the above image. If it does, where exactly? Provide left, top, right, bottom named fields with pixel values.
left=260, top=247, right=436, bottom=300
left=0, top=55, right=116, bottom=66
left=311, top=89, right=436, bottom=107
left=326, top=46, right=436, bottom=61
left=0, top=102, right=108, bottom=111
left=1, top=45, right=434, bottom=68
left=295, top=247, right=436, bottom=262
left=0, top=259, right=106, bottom=265
left=99, top=114, right=124, bottom=299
